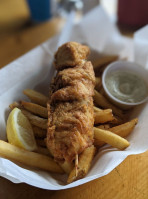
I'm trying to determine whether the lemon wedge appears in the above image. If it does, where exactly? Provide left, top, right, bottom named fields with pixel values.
left=6, top=108, right=37, bottom=151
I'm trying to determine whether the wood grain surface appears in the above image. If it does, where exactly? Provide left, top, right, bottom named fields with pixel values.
left=0, top=1, right=148, bottom=199
left=50, top=152, right=148, bottom=199
left=0, top=17, right=64, bottom=68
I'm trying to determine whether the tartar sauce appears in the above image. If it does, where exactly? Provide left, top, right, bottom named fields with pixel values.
left=105, top=71, right=148, bottom=103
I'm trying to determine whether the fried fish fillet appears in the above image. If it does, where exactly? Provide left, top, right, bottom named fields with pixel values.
left=51, top=61, right=95, bottom=102
left=54, top=42, right=90, bottom=70
left=47, top=42, right=95, bottom=162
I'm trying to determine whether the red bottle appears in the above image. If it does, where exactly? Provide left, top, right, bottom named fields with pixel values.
left=118, top=0, right=148, bottom=28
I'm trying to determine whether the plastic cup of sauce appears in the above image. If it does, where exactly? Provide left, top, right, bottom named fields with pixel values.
left=102, top=61, right=148, bottom=110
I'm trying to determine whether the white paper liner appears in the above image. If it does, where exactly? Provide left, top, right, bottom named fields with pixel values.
left=0, top=5, right=148, bottom=190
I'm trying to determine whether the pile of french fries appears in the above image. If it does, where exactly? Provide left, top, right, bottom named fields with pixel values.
left=0, top=54, right=138, bottom=184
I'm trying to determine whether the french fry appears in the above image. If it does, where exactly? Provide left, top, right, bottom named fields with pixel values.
left=9, top=103, right=47, bottom=129
left=95, top=77, right=102, bottom=91
left=94, top=108, right=114, bottom=124
left=59, top=161, right=74, bottom=174
left=36, top=138, right=46, bottom=147
left=9, top=101, right=22, bottom=109
left=94, top=127, right=130, bottom=150
left=21, top=109, right=47, bottom=129
left=94, top=106, right=102, bottom=111
left=23, top=89, right=48, bottom=107
left=36, top=146, right=51, bottom=156
left=67, top=146, right=96, bottom=183
left=99, top=87, right=105, bottom=96
left=109, top=118, right=138, bottom=138
left=97, top=124, right=111, bottom=130
left=94, top=124, right=111, bottom=147
left=93, top=55, right=118, bottom=71
left=94, top=139, right=105, bottom=147
left=32, top=125, right=47, bottom=138
left=94, top=119, right=138, bottom=147
left=109, top=116, right=123, bottom=125
left=94, top=90, right=125, bottom=119
left=0, top=140, right=63, bottom=173
left=21, top=101, right=48, bottom=118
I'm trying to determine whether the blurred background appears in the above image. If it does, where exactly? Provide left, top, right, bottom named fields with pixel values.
left=0, top=0, right=147, bottom=68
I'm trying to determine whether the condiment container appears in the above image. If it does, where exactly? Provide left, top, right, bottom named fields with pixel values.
left=102, top=61, right=148, bottom=110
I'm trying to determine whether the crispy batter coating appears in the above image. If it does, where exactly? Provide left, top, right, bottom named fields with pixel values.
left=47, top=42, right=95, bottom=162
left=51, top=61, right=95, bottom=102
left=54, top=42, right=90, bottom=71
left=47, top=99, right=94, bottom=162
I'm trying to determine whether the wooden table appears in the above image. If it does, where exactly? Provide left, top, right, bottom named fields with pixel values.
left=1, top=3, right=148, bottom=199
